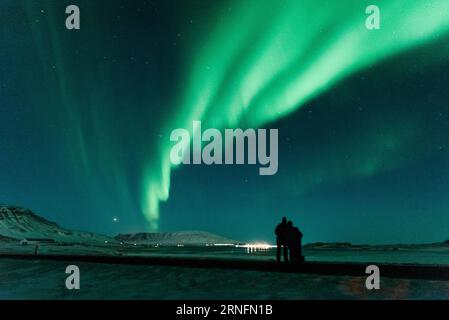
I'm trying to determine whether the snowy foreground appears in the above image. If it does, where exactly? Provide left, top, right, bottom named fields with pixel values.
left=2, top=243, right=449, bottom=299
left=1, top=257, right=449, bottom=299
left=2, top=205, right=449, bottom=299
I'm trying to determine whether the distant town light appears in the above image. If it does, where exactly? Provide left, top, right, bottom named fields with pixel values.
left=236, top=243, right=275, bottom=253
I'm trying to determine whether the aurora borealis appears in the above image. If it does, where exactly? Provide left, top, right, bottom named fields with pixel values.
left=1, top=0, right=449, bottom=243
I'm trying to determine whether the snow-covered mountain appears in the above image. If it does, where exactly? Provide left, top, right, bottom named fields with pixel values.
left=115, top=231, right=240, bottom=246
left=0, top=205, right=115, bottom=244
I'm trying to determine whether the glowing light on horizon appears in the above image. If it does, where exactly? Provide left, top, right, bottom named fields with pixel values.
left=237, top=243, right=276, bottom=253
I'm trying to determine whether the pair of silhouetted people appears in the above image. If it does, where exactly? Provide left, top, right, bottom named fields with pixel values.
left=274, top=217, right=303, bottom=263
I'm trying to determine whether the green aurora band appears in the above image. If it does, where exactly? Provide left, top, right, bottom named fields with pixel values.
left=142, top=0, right=449, bottom=229
left=15, top=0, right=449, bottom=230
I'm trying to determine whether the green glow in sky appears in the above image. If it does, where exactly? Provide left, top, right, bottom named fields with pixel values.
left=142, top=0, right=449, bottom=228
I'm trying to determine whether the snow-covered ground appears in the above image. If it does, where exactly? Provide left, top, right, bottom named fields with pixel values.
left=1, top=257, right=449, bottom=299
left=2, top=205, right=449, bottom=299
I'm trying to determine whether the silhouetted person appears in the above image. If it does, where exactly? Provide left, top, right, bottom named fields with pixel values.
left=275, top=217, right=289, bottom=262
left=286, top=220, right=303, bottom=263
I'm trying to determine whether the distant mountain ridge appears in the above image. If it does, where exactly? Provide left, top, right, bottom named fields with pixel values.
left=115, top=231, right=241, bottom=246
left=0, top=205, right=115, bottom=244
left=0, top=205, right=241, bottom=247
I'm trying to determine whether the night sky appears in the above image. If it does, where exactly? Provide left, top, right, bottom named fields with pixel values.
left=1, top=0, right=449, bottom=244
